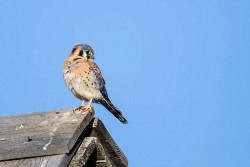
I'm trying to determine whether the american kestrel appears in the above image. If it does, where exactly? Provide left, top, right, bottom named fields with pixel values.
left=62, top=44, right=128, bottom=124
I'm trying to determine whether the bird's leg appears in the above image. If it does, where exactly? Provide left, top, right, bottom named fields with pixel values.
left=73, top=99, right=93, bottom=113
left=73, top=100, right=86, bottom=113
left=85, top=98, right=94, bottom=113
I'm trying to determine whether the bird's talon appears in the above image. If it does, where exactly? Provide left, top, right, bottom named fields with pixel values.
left=85, top=106, right=93, bottom=113
left=73, top=106, right=87, bottom=113
left=72, top=105, right=94, bottom=114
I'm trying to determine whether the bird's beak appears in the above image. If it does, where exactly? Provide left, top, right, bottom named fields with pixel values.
left=89, top=52, right=94, bottom=59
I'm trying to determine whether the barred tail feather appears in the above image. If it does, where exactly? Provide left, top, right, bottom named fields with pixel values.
left=100, top=98, right=128, bottom=124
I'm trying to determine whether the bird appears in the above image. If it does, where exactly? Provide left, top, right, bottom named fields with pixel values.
left=62, top=44, right=128, bottom=124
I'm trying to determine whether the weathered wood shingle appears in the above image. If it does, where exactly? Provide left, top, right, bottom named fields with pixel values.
left=0, top=109, right=128, bottom=167
left=0, top=109, right=93, bottom=161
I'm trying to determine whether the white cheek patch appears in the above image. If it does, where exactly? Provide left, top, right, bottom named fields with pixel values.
left=83, top=51, right=87, bottom=59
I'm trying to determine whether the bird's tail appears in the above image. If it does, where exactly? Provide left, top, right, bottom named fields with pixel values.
left=100, top=97, right=128, bottom=124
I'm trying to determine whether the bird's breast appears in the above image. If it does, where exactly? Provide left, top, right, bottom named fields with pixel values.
left=62, top=59, right=103, bottom=101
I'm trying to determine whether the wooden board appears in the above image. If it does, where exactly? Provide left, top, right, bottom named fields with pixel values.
left=69, top=137, right=116, bottom=167
left=0, top=109, right=93, bottom=161
left=0, top=154, right=66, bottom=167
left=86, top=137, right=116, bottom=167
left=69, top=137, right=96, bottom=166
left=90, top=118, right=128, bottom=167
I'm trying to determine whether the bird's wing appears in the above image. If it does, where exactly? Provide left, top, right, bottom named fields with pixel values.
left=87, top=60, right=108, bottom=97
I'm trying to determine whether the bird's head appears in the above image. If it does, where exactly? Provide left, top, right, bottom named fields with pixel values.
left=71, top=44, right=95, bottom=60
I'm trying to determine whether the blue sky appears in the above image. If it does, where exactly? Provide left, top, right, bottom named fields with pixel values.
left=0, top=1, right=249, bottom=166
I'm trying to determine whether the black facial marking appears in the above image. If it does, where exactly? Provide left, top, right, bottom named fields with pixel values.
left=79, top=50, right=83, bottom=56
left=72, top=57, right=82, bottom=61
left=71, top=47, right=76, bottom=53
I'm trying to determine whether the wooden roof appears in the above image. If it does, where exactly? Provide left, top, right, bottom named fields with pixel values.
left=0, top=109, right=128, bottom=167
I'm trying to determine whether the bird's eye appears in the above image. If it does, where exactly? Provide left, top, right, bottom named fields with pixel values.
left=86, top=51, right=90, bottom=55
left=79, top=50, right=83, bottom=56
